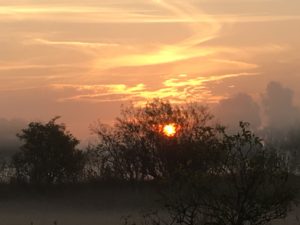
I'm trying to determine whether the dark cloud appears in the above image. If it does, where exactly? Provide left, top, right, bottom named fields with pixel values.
left=262, top=81, right=300, bottom=128
left=212, top=82, right=300, bottom=132
left=213, top=93, right=261, bottom=130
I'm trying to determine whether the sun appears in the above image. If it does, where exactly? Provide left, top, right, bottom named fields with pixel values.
left=162, top=123, right=177, bottom=137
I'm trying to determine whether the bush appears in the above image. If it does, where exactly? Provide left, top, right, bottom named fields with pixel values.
left=12, top=117, right=85, bottom=185
left=91, top=99, right=222, bottom=181
left=125, top=122, right=297, bottom=225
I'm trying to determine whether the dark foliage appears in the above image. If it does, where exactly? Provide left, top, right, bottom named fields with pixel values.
left=91, top=99, right=222, bottom=181
left=263, top=125, right=300, bottom=173
left=125, top=122, right=297, bottom=225
left=12, top=117, right=85, bottom=185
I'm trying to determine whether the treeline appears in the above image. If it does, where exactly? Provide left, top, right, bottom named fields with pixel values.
left=0, top=99, right=298, bottom=185
left=0, top=99, right=298, bottom=225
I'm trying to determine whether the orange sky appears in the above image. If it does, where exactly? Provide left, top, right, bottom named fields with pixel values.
left=0, top=0, right=300, bottom=139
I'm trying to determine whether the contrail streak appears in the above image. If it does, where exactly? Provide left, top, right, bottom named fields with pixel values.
left=152, top=0, right=221, bottom=47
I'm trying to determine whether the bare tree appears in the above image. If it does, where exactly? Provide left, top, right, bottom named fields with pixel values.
left=91, top=99, right=222, bottom=181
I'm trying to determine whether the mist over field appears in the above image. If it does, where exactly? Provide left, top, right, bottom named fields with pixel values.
left=0, top=186, right=298, bottom=225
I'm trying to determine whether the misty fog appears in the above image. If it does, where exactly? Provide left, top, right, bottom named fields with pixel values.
left=0, top=118, right=26, bottom=158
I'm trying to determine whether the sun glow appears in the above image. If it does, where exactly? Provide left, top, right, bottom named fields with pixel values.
left=162, top=123, right=177, bottom=137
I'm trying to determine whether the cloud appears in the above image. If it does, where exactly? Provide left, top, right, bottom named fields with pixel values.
left=262, top=81, right=300, bottom=128
left=213, top=93, right=261, bottom=130
left=213, top=82, right=300, bottom=131
left=51, top=72, right=256, bottom=104
left=0, top=63, right=83, bottom=71
left=163, top=73, right=255, bottom=87
left=51, top=83, right=146, bottom=102
left=34, top=39, right=120, bottom=48
left=0, top=0, right=300, bottom=141
left=0, top=3, right=215, bottom=24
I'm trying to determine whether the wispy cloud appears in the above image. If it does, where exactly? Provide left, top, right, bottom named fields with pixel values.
left=34, top=39, right=120, bottom=48
left=1, top=0, right=300, bottom=138
left=0, top=4, right=209, bottom=24
left=0, top=63, right=85, bottom=71
left=86, top=0, right=222, bottom=69
left=51, top=72, right=257, bottom=104
left=52, top=83, right=146, bottom=102
left=163, top=73, right=255, bottom=87
left=2, top=3, right=300, bottom=24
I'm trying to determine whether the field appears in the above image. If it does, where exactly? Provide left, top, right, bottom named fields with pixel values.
left=0, top=184, right=158, bottom=225
left=0, top=183, right=299, bottom=225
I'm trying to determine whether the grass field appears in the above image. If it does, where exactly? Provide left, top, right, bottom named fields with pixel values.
left=0, top=183, right=159, bottom=225
left=0, top=183, right=299, bottom=225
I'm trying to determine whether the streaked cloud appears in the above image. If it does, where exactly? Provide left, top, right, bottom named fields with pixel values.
left=34, top=39, right=120, bottom=48
left=51, top=72, right=257, bottom=104
left=0, top=0, right=300, bottom=138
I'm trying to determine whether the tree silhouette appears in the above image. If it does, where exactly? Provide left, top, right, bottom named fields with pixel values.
left=263, top=124, right=300, bottom=173
left=91, top=99, right=222, bottom=181
left=134, top=122, right=296, bottom=225
left=12, top=117, right=85, bottom=185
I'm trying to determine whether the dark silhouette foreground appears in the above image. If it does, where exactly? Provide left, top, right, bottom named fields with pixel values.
left=12, top=117, right=85, bottom=185
left=0, top=99, right=297, bottom=225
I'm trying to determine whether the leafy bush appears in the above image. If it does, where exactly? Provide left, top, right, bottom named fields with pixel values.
left=12, top=117, right=85, bottom=185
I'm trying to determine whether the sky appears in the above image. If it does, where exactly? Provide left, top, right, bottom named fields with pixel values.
left=0, top=0, right=300, bottom=140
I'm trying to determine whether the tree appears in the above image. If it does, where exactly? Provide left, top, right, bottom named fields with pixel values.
left=91, top=99, right=222, bottom=181
left=12, top=117, right=85, bottom=185
left=125, top=122, right=296, bottom=225
left=262, top=124, right=300, bottom=173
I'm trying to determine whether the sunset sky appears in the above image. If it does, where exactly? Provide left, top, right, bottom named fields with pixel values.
left=1, top=0, right=300, bottom=139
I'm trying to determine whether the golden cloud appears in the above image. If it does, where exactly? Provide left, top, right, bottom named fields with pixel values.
left=51, top=72, right=257, bottom=104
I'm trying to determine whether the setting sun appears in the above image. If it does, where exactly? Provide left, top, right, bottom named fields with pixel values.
left=162, top=123, right=177, bottom=137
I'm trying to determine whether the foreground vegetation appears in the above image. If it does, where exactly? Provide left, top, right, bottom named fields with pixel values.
left=0, top=99, right=299, bottom=225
